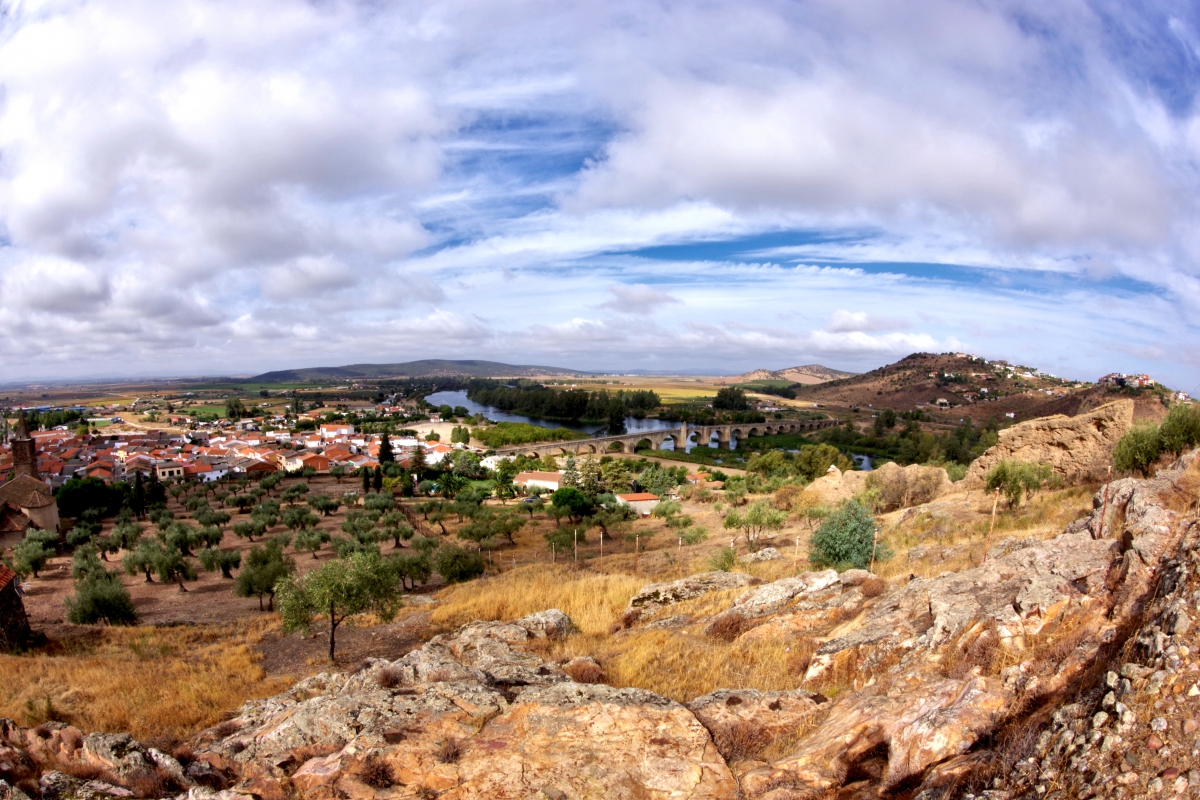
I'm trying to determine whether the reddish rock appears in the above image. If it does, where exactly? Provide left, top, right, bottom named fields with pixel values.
left=1162, top=767, right=1180, bottom=780
left=1147, top=734, right=1164, bottom=750
left=1183, top=719, right=1198, bottom=735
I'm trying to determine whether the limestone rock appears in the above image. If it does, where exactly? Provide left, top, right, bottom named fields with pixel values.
left=741, top=677, right=1008, bottom=795
left=687, top=689, right=824, bottom=761
left=805, top=466, right=870, bottom=506
left=449, top=683, right=738, bottom=798
left=730, top=570, right=841, bottom=618
left=741, top=547, right=782, bottom=563
left=626, top=571, right=759, bottom=615
left=964, top=400, right=1134, bottom=487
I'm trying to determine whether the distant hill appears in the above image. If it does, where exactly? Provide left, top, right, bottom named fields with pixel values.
left=786, top=352, right=1167, bottom=424
left=251, top=360, right=589, bottom=383
left=736, top=364, right=858, bottom=385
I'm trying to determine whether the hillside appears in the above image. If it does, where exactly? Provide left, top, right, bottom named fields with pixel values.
left=736, top=364, right=857, bottom=385
left=251, top=359, right=588, bottom=383
left=793, top=352, right=1091, bottom=420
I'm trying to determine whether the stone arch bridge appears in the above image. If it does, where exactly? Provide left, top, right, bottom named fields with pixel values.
left=494, top=419, right=839, bottom=458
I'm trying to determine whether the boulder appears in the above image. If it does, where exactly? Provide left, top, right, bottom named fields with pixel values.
left=729, top=570, right=840, bottom=618
left=804, top=467, right=870, bottom=506
left=740, top=547, right=782, bottom=563
left=964, top=400, right=1134, bottom=487
left=625, top=571, right=759, bottom=615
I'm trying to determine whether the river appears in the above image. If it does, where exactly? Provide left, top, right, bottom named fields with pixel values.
left=424, top=390, right=713, bottom=450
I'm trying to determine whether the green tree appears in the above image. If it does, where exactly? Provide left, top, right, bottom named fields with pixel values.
left=713, top=387, right=749, bottom=411
left=308, top=494, right=340, bottom=517
left=14, top=530, right=58, bottom=578
left=123, top=540, right=164, bottom=582
left=225, top=396, right=248, bottom=420
left=378, top=434, right=395, bottom=464
left=1160, top=404, right=1200, bottom=456
left=295, top=528, right=331, bottom=559
left=232, top=519, right=266, bottom=542
left=361, top=467, right=372, bottom=494
left=722, top=499, right=787, bottom=550
left=283, top=507, right=319, bottom=531
left=550, top=487, right=591, bottom=522
left=64, top=570, right=137, bottom=625
left=1112, top=424, right=1162, bottom=477
left=199, top=547, right=242, bottom=578
left=390, top=552, right=432, bottom=590
left=329, top=465, right=346, bottom=484
left=433, top=545, right=486, bottom=584
left=235, top=539, right=295, bottom=610
left=277, top=551, right=401, bottom=660
left=809, top=500, right=886, bottom=570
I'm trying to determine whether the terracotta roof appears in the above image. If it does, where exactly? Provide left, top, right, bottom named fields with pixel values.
left=617, top=493, right=660, bottom=501
left=514, top=471, right=563, bottom=483
left=0, top=476, right=55, bottom=509
left=0, top=565, right=18, bottom=592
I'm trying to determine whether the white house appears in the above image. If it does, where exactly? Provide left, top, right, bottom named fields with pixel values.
left=616, top=492, right=660, bottom=516
left=514, top=471, right=563, bottom=492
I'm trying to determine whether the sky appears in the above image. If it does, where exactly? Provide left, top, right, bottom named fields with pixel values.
left=2, top=0, right=1200, bottom=390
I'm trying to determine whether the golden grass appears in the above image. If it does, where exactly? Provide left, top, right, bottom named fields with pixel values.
left=601, top=630, right=803, bottom=702
left=0, top=621, right=290, bottom=742
left=431, top=565, right=645, bottom=636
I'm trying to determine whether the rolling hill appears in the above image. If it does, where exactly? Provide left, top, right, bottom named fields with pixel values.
left=736, top=364, right=858, bottom=385
left=790, top=352, right=1167, bottom=423
left=251, top=360, right=589, bottom=383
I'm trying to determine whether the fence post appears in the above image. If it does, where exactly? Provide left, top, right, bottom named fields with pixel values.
left=1096, top=465, right=1113, bottom=540
left=983, top=488, right=1000, bottom=564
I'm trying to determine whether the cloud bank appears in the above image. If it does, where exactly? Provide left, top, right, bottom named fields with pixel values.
left=0, top=0, right=1198, bottom=388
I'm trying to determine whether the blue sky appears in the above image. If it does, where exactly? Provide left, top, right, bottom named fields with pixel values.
left=1, top=0, right=1199, bottom=392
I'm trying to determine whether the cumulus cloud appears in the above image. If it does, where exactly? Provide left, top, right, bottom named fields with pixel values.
left=0, top=0, right=1197, bottom=387
left=825, top=310, right=910, bottom=334
left=598, top=284, right=681, bottom=314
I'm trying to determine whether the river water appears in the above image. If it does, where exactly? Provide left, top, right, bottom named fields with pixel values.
left=425, top=390, right=711, bottom=450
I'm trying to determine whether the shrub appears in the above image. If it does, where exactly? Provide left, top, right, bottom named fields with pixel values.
left=435, top=737, right=463, bottom=764
left=984, top=460, right=1055, bottom=507
left=809, top=500, right=886, bottom=571
left=706, top=612, right=747, bottom=642
left=860, top=577, right=886, bottom=597
left=1112, top=424, right=1163, bottom=477
left=433, top=545, right=486, bottom=584
left=64, top=571, right=138, bottom=625
left=359, top=755, right=395, bottom=788
left=1160, top=403, right=1200, bottom=455
left=708, top=546, right=738, bottom=572
left=563, top=658, right=605, bottom=684
left=681, top=526, right=708, bottom=545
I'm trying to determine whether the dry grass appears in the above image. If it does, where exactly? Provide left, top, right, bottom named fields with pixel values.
left=430, top=565, right=644, bottom=636
left=0, top=620, right=290, bottom=741
left=601, top=629, right=802, bottom=702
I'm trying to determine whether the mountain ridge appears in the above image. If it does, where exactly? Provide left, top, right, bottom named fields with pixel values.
left=251, top=359, right=591, bottom=382
left=736, top=364, right=859, bottom=385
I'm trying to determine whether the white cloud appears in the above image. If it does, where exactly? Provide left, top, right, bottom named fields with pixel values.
left=598, top=284, right=681, bottom=314
left=0, top=0, right=1196, bottom=390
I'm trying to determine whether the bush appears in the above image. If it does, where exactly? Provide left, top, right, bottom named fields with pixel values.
left=433, top=545, right=485, bottom=584
left=1160, top=403, right=1200, bottom=455
left=64, top=571, right=138, bottom=625
left=681, top=526, right=708, bottom=545
left=984, top=460, right=1055, bottom=507
left=708, top=546, right=738, bottom=572
left=809, top=500, right=887, bottom=570
left=1112, top=424, right=1163, bottom=477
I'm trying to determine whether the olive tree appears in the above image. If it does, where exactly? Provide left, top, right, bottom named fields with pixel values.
left=277, top=551, right=401, bottom=661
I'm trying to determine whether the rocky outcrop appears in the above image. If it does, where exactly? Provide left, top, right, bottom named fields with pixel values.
left=0, top=450, right=1193, bottom=800
left=623, top=571, right=759, bottom=617
left=964, top=399, right=1135, bottom=487
left=803, top=466, right=870, bottom=506
left=192, top=610, right=739, bottom=799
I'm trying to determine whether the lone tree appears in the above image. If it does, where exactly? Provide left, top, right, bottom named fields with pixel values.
left=378, top=433, right=395, bottom=464
left=277, top=551, right=401, bottom=661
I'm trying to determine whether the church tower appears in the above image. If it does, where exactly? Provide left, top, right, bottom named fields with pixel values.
left=11, top=410, right=37, bottom=480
